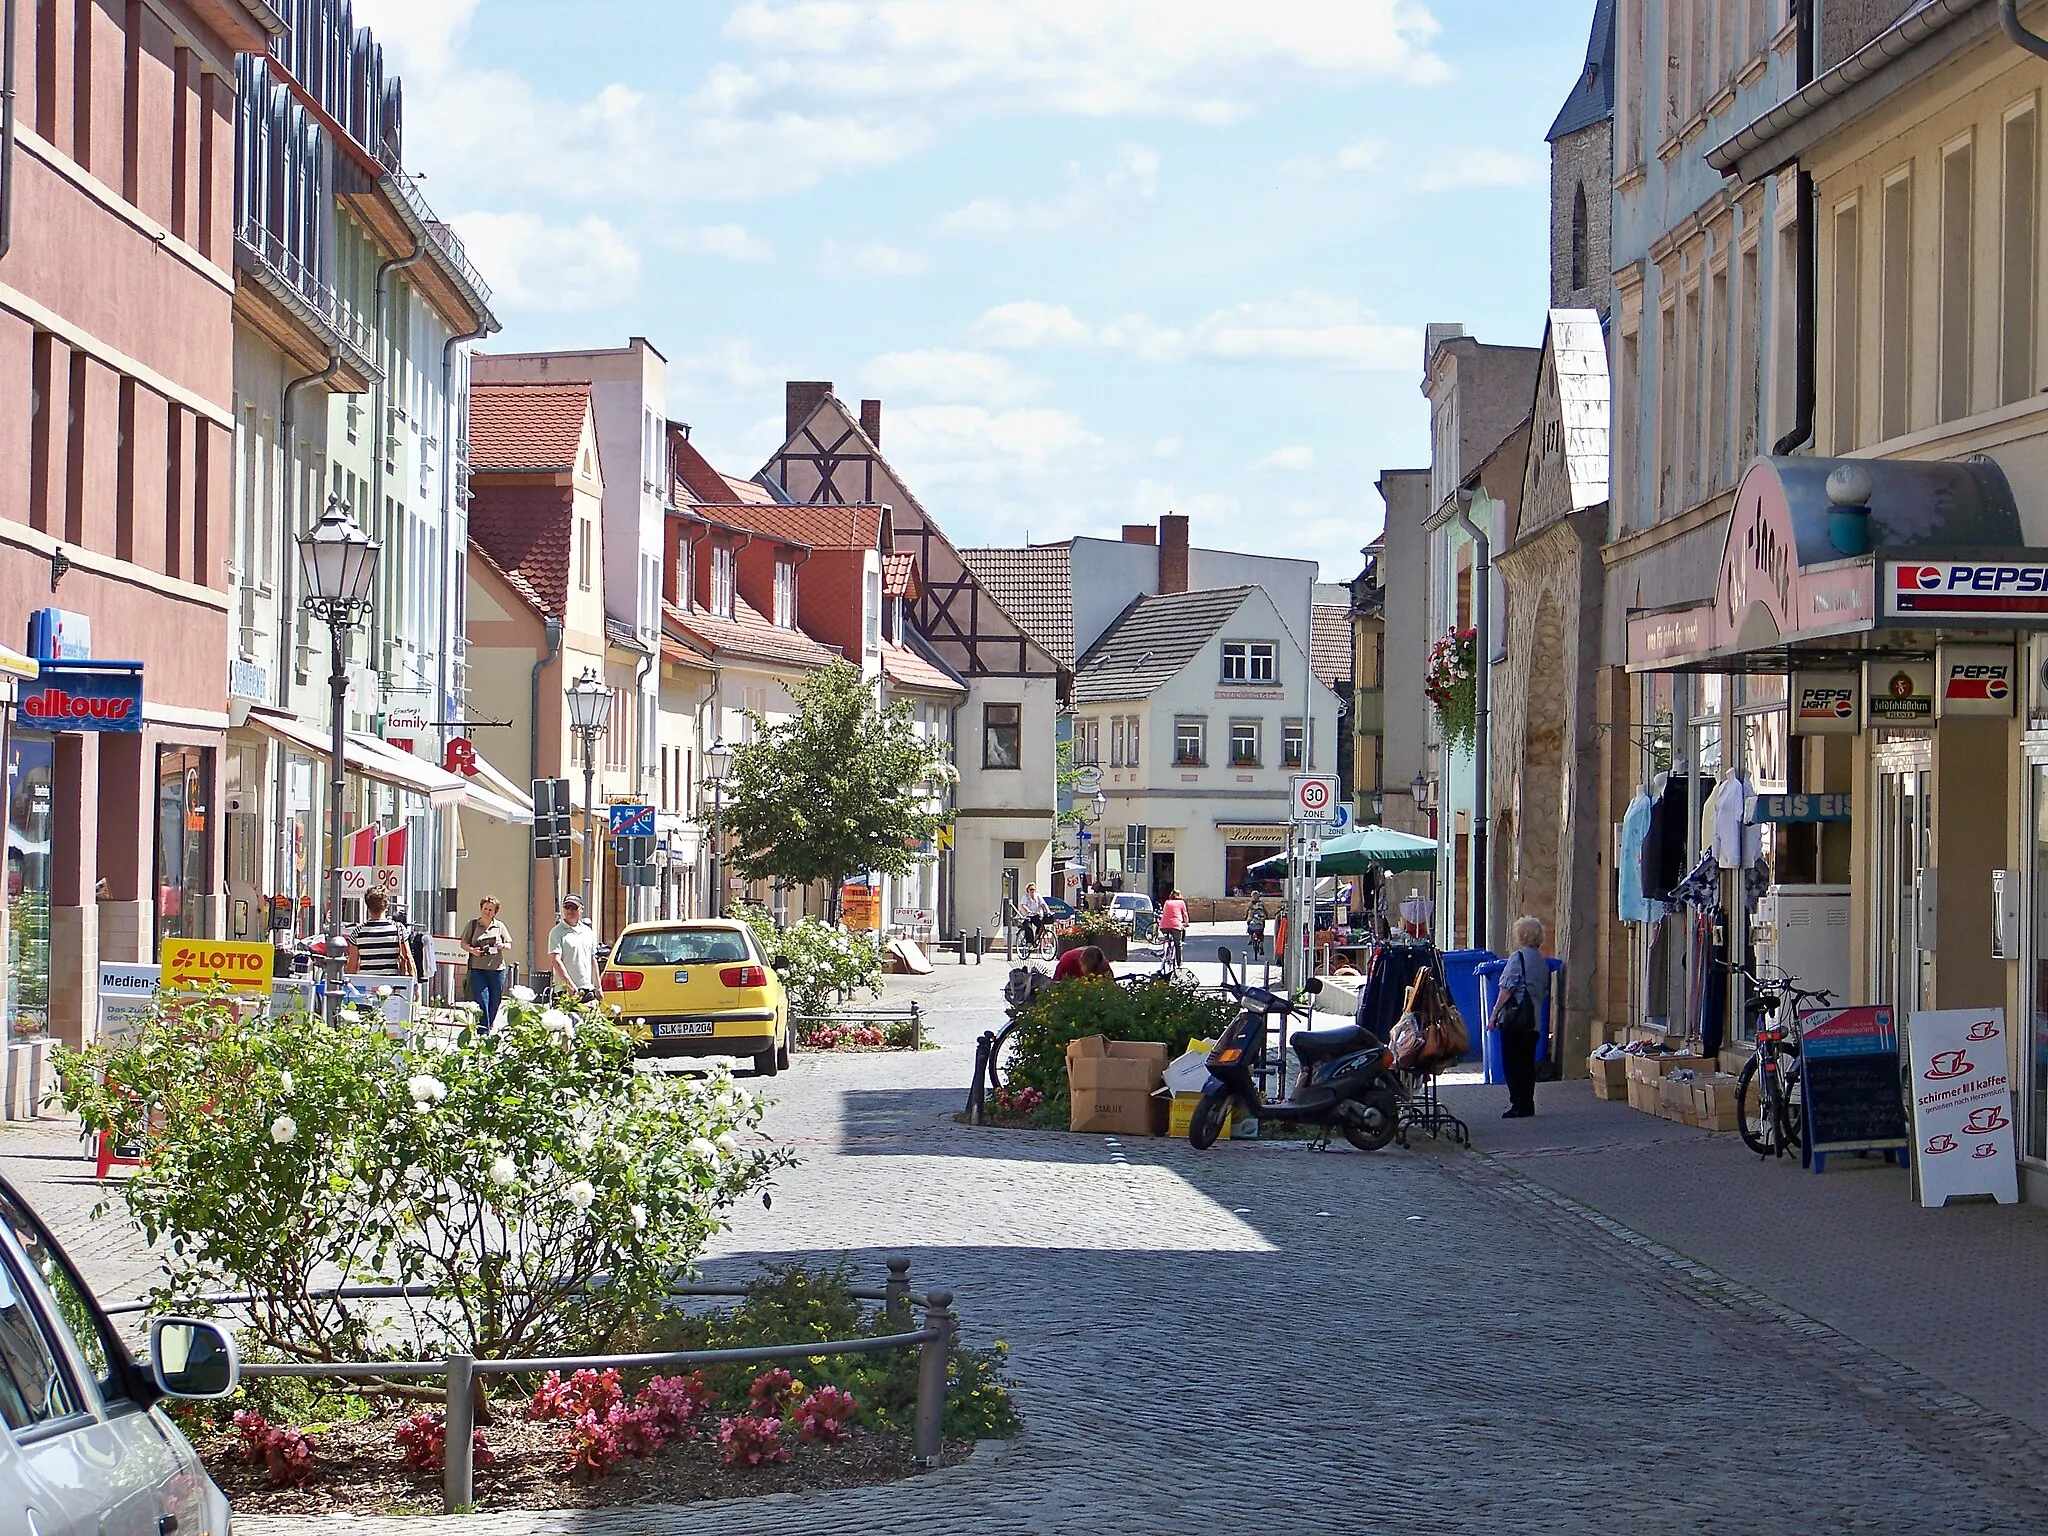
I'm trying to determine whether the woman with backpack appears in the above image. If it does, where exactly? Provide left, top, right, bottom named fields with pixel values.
left=1491, top=915, right=1547, bottom=1119
left=1243, top=890, right=1268, bottom=962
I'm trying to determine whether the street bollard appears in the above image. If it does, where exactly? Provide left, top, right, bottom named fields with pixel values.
left=911, top=1289, right=954, bottom=1468
left=967, top=1035, right=992, bottom=1123
left=883, top=1255, right=912, bottom=1330
left=443, top=1353, right=476, bottom=1512
left=910, top=1002, right=923, bottom=1048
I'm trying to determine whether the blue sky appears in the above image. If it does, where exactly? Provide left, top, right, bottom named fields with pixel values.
left=357, top=1, right=1590, bottom=578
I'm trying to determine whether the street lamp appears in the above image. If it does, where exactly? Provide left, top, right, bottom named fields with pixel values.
left=1370, top=789, right=1385, bottom=823
left=1090, top=790, right=1108, bottom=889
left=704, top=737, right=734, bottom=917
left=297, top=494, right=381, bottom=1026
left=564, top=668, right=613, bottom=927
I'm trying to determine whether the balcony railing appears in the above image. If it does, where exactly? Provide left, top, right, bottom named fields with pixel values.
left=235, top=217, right=381, bottom=383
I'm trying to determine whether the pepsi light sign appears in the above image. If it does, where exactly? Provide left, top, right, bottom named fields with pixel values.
left=1791, top=671, right=1860, bottom=735
left=1885, top=561, right=2048, bottom=619
left=1936, top=644, right=2016, bottom=718
left=18, top=663, right=143, bottom=733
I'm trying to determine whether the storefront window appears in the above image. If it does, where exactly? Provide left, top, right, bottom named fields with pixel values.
left=6, top=733, right=54, bottom=1041
left=154, top=746, right=213, bottom=953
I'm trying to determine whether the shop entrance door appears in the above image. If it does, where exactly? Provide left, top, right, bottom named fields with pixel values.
left=1873, top=736, right=1933, bottom=1028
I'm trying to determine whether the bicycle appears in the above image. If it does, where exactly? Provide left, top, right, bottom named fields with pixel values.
left=1721, top=961, right=1834, bottom=1160
left=1158, top=926, right=1186, bottom=975
left=1003, top=905, right=1054, bottom=962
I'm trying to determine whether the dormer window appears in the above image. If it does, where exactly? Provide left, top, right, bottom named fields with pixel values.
left=711, top=543, right=736, bottom=618
left=774, top=556, right=797, bottom=628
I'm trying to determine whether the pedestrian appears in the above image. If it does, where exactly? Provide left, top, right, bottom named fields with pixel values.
left=347, top=890, right=416, bottom=980
left=1492, top=914, right=1547, bottom=1119
left=547, top=894, right=599, bottom=1001
left=461, top=894, right=513, bottom=1028
left=1244, top=889, right=1268, bottom=962
left=1159, top=888, right=1189, bottom=969
left=1052, top=943, right=1109, bottom=983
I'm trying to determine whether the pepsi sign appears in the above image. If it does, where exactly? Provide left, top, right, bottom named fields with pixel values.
left=1885, top=561, right=2048, bottom=619
left=1791, top=671, right=1860, bottom=735
left=1937, top=644, right=2016, bottom=718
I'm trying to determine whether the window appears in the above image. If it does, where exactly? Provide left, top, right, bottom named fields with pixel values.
left=660, top=747, right=671, bottom=809
left=1774, top=216, right=1799, bottom=444
left=1127, top=715, right=1140, bottom=766
left=711, top=544, right=735, bottom=618
left=1941, top=139, right=1975, bottom=423
left=1221, top=641, right=1275, bottom=683
left=1229, top=719, right=1261, bottom=766
left=1618, top=321, right=1640, bottom=528
left=605, top=686, right=631, bottom=773
left=1831, top=201, right=1861, bottom=451
left=0, top=1249, right=82, bottom=1431
left=1681, top=281, right=1702, bottom=504
left=1075, top=716, right=1100, bottom=765
left=1707, top=263, right=1728, bottom=491
left=1664, top=0, right=1687, bottom=134
left=1282, top=718, right=1306, bottom=768
left=864, top=568, right=882, bottom=652
left=1880, top=173, right=1913, bottom=440
left=1174, top=717, right=1206, bottom=766
left=983, top=704, right=1021, bottom=769
left=578, top=518, right=592, bottom=592
left=1109, top=716, right=1125, bottom=767
left=1570, top=184, right=1589, bottom=290
left=774, top=557, right=796, bottom=628
left=1737, top=243, right=1761, bottom=465
left=0, top=1186, right=121, bottom=1404
left=1657, top=298, right=1679, bottom=516
left=1622, top=0, right=1644, bottom=171
left=2001, top=107, right=2037, bottom=407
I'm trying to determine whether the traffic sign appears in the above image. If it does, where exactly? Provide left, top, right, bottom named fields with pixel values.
left=608, top=804, right=656, bottom=837
left=532, top=778, right=572, bottom=860
left=1290, top=773, right=1340, bottom=823
left=1328, top=804, right=1352, bottom=833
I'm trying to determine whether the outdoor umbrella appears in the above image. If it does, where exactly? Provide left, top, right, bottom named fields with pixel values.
left=1246, top=825, right=1437, bottom=879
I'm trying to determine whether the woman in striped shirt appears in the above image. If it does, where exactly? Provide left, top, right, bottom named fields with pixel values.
left=348, top=890, right=415, bottom=979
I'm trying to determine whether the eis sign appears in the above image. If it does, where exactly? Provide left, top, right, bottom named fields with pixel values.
left=1885, top=561, right=2048, bottom=620
left=18, top=663, right=143, bottom=733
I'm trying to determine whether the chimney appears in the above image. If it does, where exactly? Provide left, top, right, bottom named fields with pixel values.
left=860, top=398, right=883, bottom=446
left=1158, top=512, right=1189, bottom=594
left=786, top=380, right=833, bottom=441
left=1120, top=524, right=1156, bottom=545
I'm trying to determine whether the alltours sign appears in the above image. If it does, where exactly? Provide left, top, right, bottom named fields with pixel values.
left=19, top=663, right=143, bottom=733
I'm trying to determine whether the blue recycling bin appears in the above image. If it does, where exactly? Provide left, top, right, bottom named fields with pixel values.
left=1438, top=948, right=1495, bottom=1063
left=1475, top=956, right=1564, bottom=1085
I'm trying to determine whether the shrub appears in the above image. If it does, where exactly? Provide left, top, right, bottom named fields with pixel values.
left=986, top=1084, right=1043, bottom=1120
left=529, top=1368, right=623, bottom=1423
left=234, top=1409, right=315, bottom=1488
left=717, top=1413, right=791, bottom=1468
left=747, top=1367, right=801, bottom=1416
left=635, top=1372, right=713, bottom=1439
left=394, top=1412, right=493, bottom=1476
left=565, top=1410, right=621, bottom=1479
left=1003, top=974, right=1234, bottom=1100
left=791, top=1386, right=858, bottom=1444
left=1057, top=909, right=1123, bottom=943
left=53, top=988, right=787, bottom=1375
left=731, top=904, right=883, bottom=1027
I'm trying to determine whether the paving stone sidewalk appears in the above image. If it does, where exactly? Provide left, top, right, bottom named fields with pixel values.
left=7, top=963, right=2047, bottom=1533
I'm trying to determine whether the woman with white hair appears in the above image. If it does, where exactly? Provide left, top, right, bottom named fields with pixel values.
left=1491, top=915, right=1547, bottom=1119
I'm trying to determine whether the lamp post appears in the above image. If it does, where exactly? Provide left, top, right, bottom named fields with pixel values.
left=704, top=737, right=733, bottom=917
left=564, top=668, right=613, bottom=929
left=1090, top=790, right=1107, bottom=889
left=297, top=495, right=381, bottom=1026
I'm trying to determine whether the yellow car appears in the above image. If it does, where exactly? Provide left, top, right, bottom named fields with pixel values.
left=600, top=920, right=791, bottom=1075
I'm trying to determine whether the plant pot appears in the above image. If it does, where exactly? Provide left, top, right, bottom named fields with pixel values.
left=1055, top=931, right=1128, bottom=963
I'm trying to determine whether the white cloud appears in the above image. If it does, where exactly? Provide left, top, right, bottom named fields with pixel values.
left=674, top=340, right=788, bottom=394
left=1152, top=435, right=1182, bottom=459
left=820, top=239, right=932, bottom=277
left=448, top=212, right=640, bottom=312
left=1254, top=445, right=1318, bottom=471
left=883, top=405, right=1103, bottom=486
left=972, top=291, right=1419, bottom=371
left=936, top=144, right=1160, bottom=236
left=1413, top=147, right=1548, bottom=192
left=349, top=0, right=478, bottom=76
left=673, top=224, right=776, bottom=262
left=863, top=349, right=1046, bottom=407
left=1280, top=139, right=1384, bottom=180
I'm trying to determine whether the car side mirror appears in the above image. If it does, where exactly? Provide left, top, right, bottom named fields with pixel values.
left=1305, top=977, right=1324, bottom=995
left=151, top=1318, right=240, bottom=1400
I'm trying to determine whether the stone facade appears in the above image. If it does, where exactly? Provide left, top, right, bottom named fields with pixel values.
left=1550, top=121, right=1614, bottom=317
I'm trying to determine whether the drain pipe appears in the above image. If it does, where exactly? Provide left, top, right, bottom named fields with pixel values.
left=527, top=614, right=563, bottom=977
left=2002, top=0, right=2048, bottom=61
left=1454, top=490, right=1490, bottom=953
left=1772, top=1, right=1818, bottom=456
left=1, top=0, right=17, bottom=263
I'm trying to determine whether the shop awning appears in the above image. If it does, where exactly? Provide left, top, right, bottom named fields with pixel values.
left=1246, top=826, right=1437, bottom=878
left=242, top=709, right=467, bottom=806
left=1626, top=455, right=2043, bottom=674
left=0, top=646, right=38, bottom=682
left=454, top=745, right=534, bottom=826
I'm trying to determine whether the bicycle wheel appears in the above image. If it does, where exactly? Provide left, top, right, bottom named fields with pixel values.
left=1778, top=1065, right=1806, bottom=1157
left=1734, top=1057, right=1776, bottom=1157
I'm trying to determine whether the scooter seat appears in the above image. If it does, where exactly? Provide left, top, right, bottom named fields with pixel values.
left=1291, top=1024, right=1375, bottom=1065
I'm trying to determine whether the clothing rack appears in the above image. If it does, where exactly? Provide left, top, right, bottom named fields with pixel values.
left=1396, top=1068, right=1470, bottom=1148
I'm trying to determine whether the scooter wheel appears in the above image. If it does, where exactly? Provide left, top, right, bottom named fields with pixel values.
left=1341, top=1090, right=1399, bottom=1153
left=1188, top=1092, right=1232, bottom=1150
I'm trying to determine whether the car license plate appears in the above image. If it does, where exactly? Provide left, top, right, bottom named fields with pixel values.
left=673, top=970, right=690, bottom=983
left=653, top=1019, right=715, bottom=1038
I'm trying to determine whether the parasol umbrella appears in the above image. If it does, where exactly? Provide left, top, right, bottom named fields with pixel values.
left=1246, top=825, right=1437, bottom=879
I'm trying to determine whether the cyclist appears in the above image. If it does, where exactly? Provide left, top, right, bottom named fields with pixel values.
left=1159, top=888, right=1189, bottom=970
left=1017, top=882, right=1051, bottom=951
left=1244, top=889, right=1268, bottom=963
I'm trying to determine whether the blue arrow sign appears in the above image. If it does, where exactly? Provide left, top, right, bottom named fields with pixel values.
left=608, top=804, right=655, bottom=837
left=1327, top=804, right=1352, bottom=832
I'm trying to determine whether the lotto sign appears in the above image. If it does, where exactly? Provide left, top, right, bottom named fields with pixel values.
left=1791, top=671, right=1860, bottom=735
left=1886, top=561, right=2048, bottom=619
left=161, top=938, right=275, bottom=993
left=1936, top=644, right=2015, bottom=718
left=1907, top=1008, right=2019, bottom=1206
left=1290, top=774, right=1340, bottom=824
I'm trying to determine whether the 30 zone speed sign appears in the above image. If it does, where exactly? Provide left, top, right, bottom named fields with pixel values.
left=1290, top=773, right=1340, bottom=824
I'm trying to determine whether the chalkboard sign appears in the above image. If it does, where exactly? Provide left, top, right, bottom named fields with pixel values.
left=1799, top=1006, right=1909, bottom=1173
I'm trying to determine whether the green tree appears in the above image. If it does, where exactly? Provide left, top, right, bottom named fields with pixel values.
left=721, top=662, right=954, bottom=913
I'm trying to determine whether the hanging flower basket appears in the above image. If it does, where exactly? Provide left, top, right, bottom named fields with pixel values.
left=1425, top=628, right=1478, bottom=749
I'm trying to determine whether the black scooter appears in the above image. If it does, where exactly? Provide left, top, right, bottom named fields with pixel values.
left=1187, top=947, right=1404, bottom=1152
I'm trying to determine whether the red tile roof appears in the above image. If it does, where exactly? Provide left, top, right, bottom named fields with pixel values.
left=469, top=381, right=593, bottom=473
left=709, top=500, right=886, bottom=551
left=469, top=483, right=575, bottom=614
left=881, top=552, right=919, bottom=601
left=662, top=631, right=715, bottom=668
left=470, top=543, right=553, bottom=618
left=663, top=599, right=840, bottom=671
left=1311, top=604, right=1352, bottom=690
left=881, top=643, right=963, bottom=696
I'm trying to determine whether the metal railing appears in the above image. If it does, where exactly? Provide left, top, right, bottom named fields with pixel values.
left=795, top=1002, right=923, bottom=1047
left=127, top=1258, right=955, bottom=1513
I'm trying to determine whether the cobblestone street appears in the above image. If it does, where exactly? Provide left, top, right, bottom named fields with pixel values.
left=10, top=958, right=2048, bottom=1533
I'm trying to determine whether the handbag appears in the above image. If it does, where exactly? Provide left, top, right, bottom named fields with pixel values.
left=1495, top=958, right=1538, bottom=1033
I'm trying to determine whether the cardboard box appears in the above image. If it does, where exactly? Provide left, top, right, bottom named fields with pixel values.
left=1659, top=1076, right=1700, bottom=1124
left=1066, top=1036, right=1169, bottom=1135
left=1692, top=1073, right=1742, bottom=1132
left=1627, top=1076, right=1662, bottom=1114
left=1589, top=1056, right=1629, bottom=1099
left=1166, top=1092, right=1235, bottom=1140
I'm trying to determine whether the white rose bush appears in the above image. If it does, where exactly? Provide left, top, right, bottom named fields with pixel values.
left=56, top=988, right=784, bottom=1377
